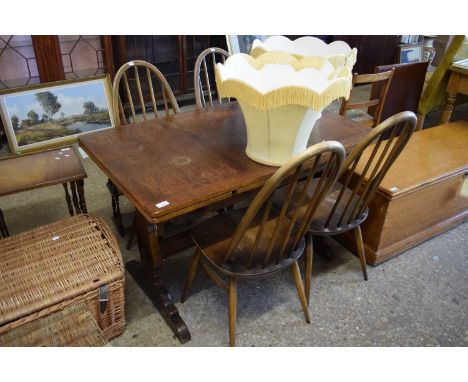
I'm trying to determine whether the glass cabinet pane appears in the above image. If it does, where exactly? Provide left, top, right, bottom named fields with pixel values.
left=59, top=35, right=105, bottom=79
left=0, top=35, right=39, bottom=89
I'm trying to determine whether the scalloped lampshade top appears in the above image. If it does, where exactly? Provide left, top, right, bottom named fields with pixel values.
left=250, top=36, right=357, bottom=68
left=214, top=52, right=353, bottom=166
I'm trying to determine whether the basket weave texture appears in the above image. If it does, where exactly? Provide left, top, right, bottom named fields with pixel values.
left=0, top=214, right=125, bottom=341
left=0, top=303, right=106, bottom=346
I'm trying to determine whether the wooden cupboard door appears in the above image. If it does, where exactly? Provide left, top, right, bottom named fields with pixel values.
left=334, top=35, right=400, bottom=74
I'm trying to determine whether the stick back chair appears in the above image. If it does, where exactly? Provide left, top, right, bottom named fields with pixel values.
left=339, top=69, right=394, bottom=127
left=181, top=141, right=346, bottom=346
left=194, top=47, right=230, bottom=110
left=279, top=111, right=416, bottom=304
left=112, top=59, right=180, bottom=126
left=109, top=60, right=180, bottom=236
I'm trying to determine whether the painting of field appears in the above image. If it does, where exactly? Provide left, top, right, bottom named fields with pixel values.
left=2, top=80, right=112, bottom=148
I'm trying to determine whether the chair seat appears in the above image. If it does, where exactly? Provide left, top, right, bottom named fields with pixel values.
left=346, top=109, right=375, bottom=127
left=192, top=208, right=305, bottom=278
left=274, top=180, right=368, bottom=235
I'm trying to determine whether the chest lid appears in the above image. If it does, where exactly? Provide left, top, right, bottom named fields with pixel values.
left=355, top=121, right=468, bottom=198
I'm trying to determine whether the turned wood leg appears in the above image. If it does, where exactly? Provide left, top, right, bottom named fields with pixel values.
left=0, top=208, right=9, bottom=238
left=76, top=179, right=87, bottom=213
left=291, top=261, right=310, bottom=323
left=70, top=181, right=80, bottom=215
left=181, top=248, right=202, bottom=303
left=354, top=225, right=368, bottom=281
left=228, top=276, right=237, bottom=347
left=62, top=183, right=74, bottom=216
left=126, top=213, right=137, bottom=250
left=107, top=180, right=124, bottom=237
left=114, top=194, right=124, bottom=236
left=125, top=211, right=191, bottom=344
left=304, top=232, right=313, bottom=305
left=440, top=91, right=457, bottom=124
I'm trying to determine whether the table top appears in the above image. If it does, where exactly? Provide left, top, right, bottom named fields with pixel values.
left=356, top=121, right=468, bottom=198
left=0, top=146, right=87, bottom=197
left=79, top=103, right=371, bottom=223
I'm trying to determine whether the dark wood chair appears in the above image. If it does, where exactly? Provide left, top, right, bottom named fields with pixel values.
left=339, top=70, right=394, bottom=127
left=181, top=141, right=346, bottom=346
left=279, top=112, right=417, bottom=304
left=109, top=60, right=180, bottom=236
left=194, top=47, right=230, bottom=110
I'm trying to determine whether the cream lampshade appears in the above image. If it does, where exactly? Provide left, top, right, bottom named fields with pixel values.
left=215, top=52, right=353, bottom=166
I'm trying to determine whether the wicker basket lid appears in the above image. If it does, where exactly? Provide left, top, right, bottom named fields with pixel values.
left=0, top=303, right=106, bottom=346
left=0, top=214, right=124, bottom=328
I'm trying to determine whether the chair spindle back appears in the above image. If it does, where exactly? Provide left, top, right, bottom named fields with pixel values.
left=194, top=47, right=230, bottom=110
left=339, top=69, right=394, bottom=127
left=324, top=111, right=417, bottom=231
left=112, top=60, right=180, bottom=126
left=224, top=141, right=345, bottom=269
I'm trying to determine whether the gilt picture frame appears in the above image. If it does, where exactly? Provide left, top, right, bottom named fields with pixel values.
left=0, top=74, right=115, bottom=155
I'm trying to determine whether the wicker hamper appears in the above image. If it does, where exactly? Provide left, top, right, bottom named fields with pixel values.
left=0, top=303, right=107, bottom=346
left=0, top=214, right=125, bottom=343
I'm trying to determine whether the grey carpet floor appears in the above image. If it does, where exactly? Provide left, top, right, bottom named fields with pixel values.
left=1, top=90, right=467, bottom=347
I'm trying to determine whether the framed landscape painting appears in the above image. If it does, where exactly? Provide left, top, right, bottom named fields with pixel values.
left=0, top=74, right=114, bottom=154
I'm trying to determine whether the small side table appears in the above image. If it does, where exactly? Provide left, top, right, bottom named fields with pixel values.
left=0, top=146, right=87, bottom=237
left=440, top=65, right=468, bottom=124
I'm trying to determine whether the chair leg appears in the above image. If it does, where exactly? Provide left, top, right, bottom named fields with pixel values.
left=181, top=248, right=202, bottom=303
left=304, top=232, right=313, bottom=306
left=291, top=261, right=311, bottom=324
left=228, top=276, right=237, bottom=347
left=108, top=180, right=124, bottom=237
left=114, top=193, right=124, bottom=237
left=126, top=213, right=136, bottom=250
left=353, top=226, right=368, bottom=281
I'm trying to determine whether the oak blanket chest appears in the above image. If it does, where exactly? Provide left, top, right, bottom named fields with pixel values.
left=339, top=121, right=468, bottom=264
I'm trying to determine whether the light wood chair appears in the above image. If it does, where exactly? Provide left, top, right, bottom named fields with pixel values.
left=109, top=60, right=180, bottom=236
left=113, top=59, right=180, bottom=126
left=194, top=47, right=230, bottom=110
left=181, top=141, right=346, bottom=346
left=277, top=112, right=416, bottom=304
left=339, top=69, right=395, bottom=127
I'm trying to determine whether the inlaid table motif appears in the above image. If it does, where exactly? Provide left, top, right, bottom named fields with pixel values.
left=79, top=102, right=372, bottom=343
left=0, top=146, right=87, bottom=237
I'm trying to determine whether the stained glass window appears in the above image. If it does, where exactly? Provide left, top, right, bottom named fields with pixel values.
left=59, top=35, right=106, bottom=79
left=0, top=35, right=39, bottom=89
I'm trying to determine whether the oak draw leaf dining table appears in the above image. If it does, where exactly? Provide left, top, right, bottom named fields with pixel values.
left=78, top=102, right=371, bottom=343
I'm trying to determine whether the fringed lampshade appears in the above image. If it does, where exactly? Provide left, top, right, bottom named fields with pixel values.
left=250, top=36, right=357, bottom=69
left=215, top=52, right=352, bottom=166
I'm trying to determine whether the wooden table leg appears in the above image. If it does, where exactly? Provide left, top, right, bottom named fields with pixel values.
left=63, top=183, right=74, bottom=216
left=0, top=208, right=10, bottom=238
left=440, top=91, right=457, bottom=124
left=76, top=179, right=87, bottom=213
left=70, top=181, right=81, bottom=214
left=125, top=211, right=191, bottom=344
